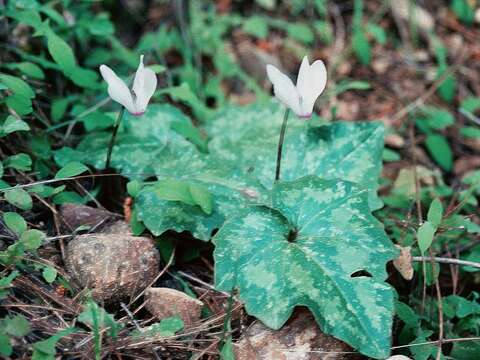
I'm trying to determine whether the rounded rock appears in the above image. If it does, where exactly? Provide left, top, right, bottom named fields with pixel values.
left=144, top=287, right=204, bottom=326
left=65, top=233, right=159, bottom=302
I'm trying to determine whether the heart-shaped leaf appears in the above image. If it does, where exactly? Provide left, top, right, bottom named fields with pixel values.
left=207, top=101, right=385, bottom=209
left=214, top=176, right=397, bottom=358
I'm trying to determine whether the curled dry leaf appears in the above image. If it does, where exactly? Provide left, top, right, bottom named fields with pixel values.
left=393, top=245, right=414, bottom=281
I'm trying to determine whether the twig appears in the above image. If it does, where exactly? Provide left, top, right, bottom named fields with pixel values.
left=412, top=256, right=480, bottom=269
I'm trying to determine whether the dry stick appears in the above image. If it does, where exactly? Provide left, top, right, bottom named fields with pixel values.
left=409, top=122, right=428, bottom=317
left=106, top=107, right=126, bottom=169
left=386, top=60, right=463, bottom=124
left=412, top=256, right=480, bottom=269
left=275, top=109, right=290, bottom=181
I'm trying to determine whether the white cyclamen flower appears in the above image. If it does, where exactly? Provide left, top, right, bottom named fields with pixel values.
left=266, top=56, right=327, bottom=118
left=99, top=55, right=157, bottom=115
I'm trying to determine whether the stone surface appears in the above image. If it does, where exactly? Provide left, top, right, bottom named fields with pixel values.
left=144, top=287, right=204, bottom=326
left=60, top=204, right=117, bottom=231
left=65, top=233, right=159, bottom=301
left=234, top=309, right=359, bottom=360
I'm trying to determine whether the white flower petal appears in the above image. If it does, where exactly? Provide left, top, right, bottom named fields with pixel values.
left=266, top=64, right=301, bottom=116
left=132, top=55, right=157, bottom=115
left=99, top=64, right=136, bottom=114
left=296, top=57, right=327, bottom=117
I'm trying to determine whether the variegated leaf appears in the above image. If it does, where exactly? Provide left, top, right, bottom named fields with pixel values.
left=207, top=101, right=385, bottom=209
left=214, top=176, right=397, bottom=358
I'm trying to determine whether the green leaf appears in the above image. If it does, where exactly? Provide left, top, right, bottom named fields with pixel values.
left=46, top=30, right=76, bottom=74
left=136, top=169, right=267, bottom=241
left=20, top=229, right=45, bottom=250
left=207, top=101, right=385, bottom=210
left=1, top=116, right=30, bottom=135
left=460, top=126, right=480, bottom=138
left=51, top=98, right=71, bottom=122
left=189, top=183, right=213, bottom=215
left=427, top=198, right=443, bottom=227
left=55, top=162, right=88, bottom=179
left=451, top=0, right=475, bottom=25
left=127, top=180, right=143, bottom=197
left=366, top=23, right=386, bottom=44
left=32, top=328, right=77, bottom=360
left=425, top=133, right=453, bottom=171
left=286, top=23, right=314, bottom=44
left=352, top=30, right=371, bottom=65
left=3, top=212, right=27, bottom=235
left=4, top=153, right=32, bottom=171
left=243, top=16, right=269, bottom=38
left=170, top=120, right=208, bottom=152
left=78, top=300, right=122, bottom=338
left=3, top=314, right=30, bottom=337
left=417, top=221, right=436, bottom=255
left=6, top=62, right=45, bottom=79
left=214, top=177, right=397, bottom=359
left=42, top=266, right=57, bottom=283
left=54, top=105, right=201, bottom=177
left=0, top=73, right=35, bottom=99
left=460, top=96, right=480, bottom=113
left=417, top=106, right=454, bottom=130
left=0, top=333, right=12, bottom=357
left=4, top=188, right=33, bottom=210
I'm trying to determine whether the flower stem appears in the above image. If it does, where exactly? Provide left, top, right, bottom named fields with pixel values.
left=105, top=107, right=125, bottom=169
left=275, top=108, right=290, bottom=181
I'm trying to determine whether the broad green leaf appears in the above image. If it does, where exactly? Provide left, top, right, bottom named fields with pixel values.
left=460, top=126, right=480, bottom=138
left=3, top=212, right=27, bottom=236
left=286, top=23, right=314, bottom=44
left=6, top=62, right=45, bottom=79
left=460, top=96, right=480, bottom=113
left=243, top=16, right=269, bottom=38
left=4, top=188, right=33, bottom=210
left=416, top=106, right=454, bottom=130
left=207, top=101, right=385, bottom=209
left=417, top=221, right=436, bottom=255
left=451, top=0, right=475, bottom=25
left=51, top=98, right=71, bottom=122
left=214, top=177, right=397, bottom=359
left=42, top=266, right=57, bottom=283
left=3, top=314, right=30, bottom=337
left=20, top=229, right=45, bottom=250
left=1, top=116, right=30, bottom=135
left=425, top=133, right=453, bottom=171
left=427, top=198, right=443, bottom=227
left=0, top=73, right=35, bottom=115
left=0, top=73, right=35, bottom=99
left=54, top=105, right=201, bottom=178
left=170, top=120, right=208, bottom=152
left=0, top=333, right=12, bottom=357
left=55, top=162, right=88, bottom=179
left=4, top=153, right=32, bottom=171
left=127, top=180, right=143, bottom=197
left=189, top=183, right=213, bottom=215
left=136, top=165, right=267, bottom=241
left=46, top=30, right=76, bottom=74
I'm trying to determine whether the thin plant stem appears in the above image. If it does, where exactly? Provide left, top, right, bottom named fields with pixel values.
left=105, top=107, right=125, bottom=169
left=275, top=109, right=290, bottom=181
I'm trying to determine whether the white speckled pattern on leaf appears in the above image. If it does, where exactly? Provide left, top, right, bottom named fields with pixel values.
left=214, top=176, right=398, bottom=359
